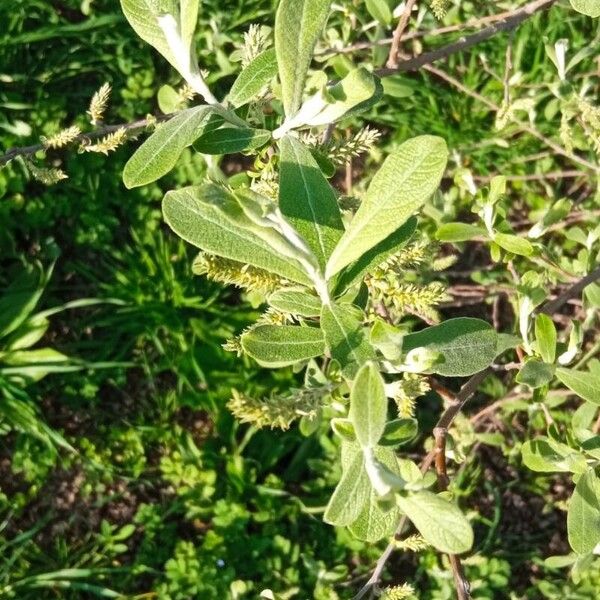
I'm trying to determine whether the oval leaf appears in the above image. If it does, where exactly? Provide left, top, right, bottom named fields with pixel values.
left=349, top=362, right=387, bottom=447
left=268, top=287, right=322, bottom=317
left=193, top=127, right=271, bottom=155
left=326, top=136, right=448, bottom=279
left=568, top=469, right=600, bottom=555
left=556, top=367, right=600, bottom=405
left=241, top=325, right=325, bottom=367
left=228, top=47, right=278, bottom=108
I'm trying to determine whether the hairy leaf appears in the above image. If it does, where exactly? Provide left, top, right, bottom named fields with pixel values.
left=568, top=469, right=600, bottom=555
left=436, top=222, right=487, bottom=242
left=241, top=325, right=325, bottom=367
left=279, top=136, right=344, bottom=269
left=320, top=303, right=376, bottom=377
left=570, top=0, right=600, bottom=17
left=535, top=314, right=557, bottom=364
left=521, top=437, right=588, bottom=474
left=349, top=362, right=387, bottom=447
left=396, top=491, right=474, bottom=554
left=275, top=0, right=332, bottom=116
left=268, top=288, right=322, bottom=317
left=193, top=127, right=271, bottom=155
left=556, top=367, right=600, bottom=405
left=228, top=48, right=278, bottom=108
left=402, top=318, right=497, bottom=377
left=163, top=185, right=312, bottom=285
left=326, top=136, right=448, bottom=278
left=124, top=106, right=216, bottom=188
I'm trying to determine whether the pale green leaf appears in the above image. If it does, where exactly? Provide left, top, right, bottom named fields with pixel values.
left=124, top=106, right=216, bottom=188
left=349, top=362, right=387, bottom=447
left=521, top=437, right=588, bottom=474
left=193, top=127, right=271, bottom=155
left=535, top=314, right=557, bottom=364
left=402, top=318, right=497, bottom=377
left=365, top=0, right=392, bottom=25
left=493, top=232, right=534, bottom=256
left=556, top=367, right=600, bottom=405
left=320, top=302, right=376, bottom=377
left=515, top=359, right=555, bottom=389
left=228, top=48, right=278, bottom=108
left=436, top=222, right=487, bottom=242
left=570, top=0, right=600, bottom=17
left=568, top=469, right=600, bottom=555
left=326, top=136, right=448, bottom=278
left=275, top=0, right=332, bottom=116
left=369, top=320, right=404, bottom=361
left=268, top=287, right=322, bottom=317
left=279, top=136, right=344, bottom=269
left=334, top=217, right=416, bottom=293
left=396, top=491, right=474, bottom=554
left=163, top=184, right=312, bottom=285
left=180, top=0, right=199, bottom=49
left=241, top=325, right=325, bottom=368
left=324, top=450, right=370, bottom=526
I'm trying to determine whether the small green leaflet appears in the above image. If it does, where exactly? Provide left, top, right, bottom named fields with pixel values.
left=515, top=359, right=555, bottom=389
left=349, top=362, right=387, bottom=448
left=369, top=320, right=404, bottom=362
left=162, top=185, right=312, bottom=285
left=535, top=314, right=557, bottom=364
left=324, top=450, right=370, bottom=526
left=275, top=0, right=332, bottom=116
left=241, top=325, right=325, bottom=367
left=570, top=0, right=600, bottom=17
left=493, top=232, right=534, bottom=257
left=521, top=437, right=587, bottom=474
left=193, top=127, right=271, bottom=155
left=436, top=222, right=487, bottom=242
left=268, top=287, right=322, bottom=317
left=227, top=48, right=278, bottom=108
left=396, top=491, right=474, bottom=554
left=326, top=136, right=448, bottom=279
left=334, top=217, right=417, bottom=293
left=279, top=136, right=344, bottom=269
left=321, top=302, right=376, bottom=377
left=379, top=418, right=418, bottom=447
left=365, top=0, right=392, bottom=25
left=556, top=367, right=600, bottom=405
left=402, top=318, right=498, bottom=377
left=124, top=106, right=216, bottom=188
left=568, top=469, right=600, bottom=555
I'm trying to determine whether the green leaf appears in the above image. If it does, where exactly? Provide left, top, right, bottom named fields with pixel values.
left=369, top=320, right=404, bottom=361
left=521, top=437, right=588, bottom=474
left=241, top=325, right=325, bottom=368
left=120, top=0, right=199, bottom=71
left=279, top=136, right=344, bottom=269
left=396, top=490, right=474, bottom=554
left=568, top=469, right=600, bottom=555
left=320, top=302, right=376, bottom=377
left=349, top=446, right=402, bottom=542
left=436, top=222, right=487, bottom=242
left=334, top=217, right=417, bottom=293
left=326, top=136, right=448, bottom=278
left=379, top=418, right=418, bottom=447
left=157, top=84, right=183, bottom=113
left=570, top=0, right=600, bottom=17
left=193, top=127, right=271, bottom=155
left=516, top=359, right=555, bottom=389
left=331, top=418, right=356, bottom=441
left=275, top=0, right=332, bottom=116
left=365, top=0, right=392, bottom=25
left=349, top=362, right=387, bottom=447
left=163, top=184, right=312, bottom=285
left=402, top=318, right=497, bottom=377
left=535, top=314, right=557, bottom=364
left=268, top=287, right=322, bottom=317
left=493, top=232, right=534, bottom=256
left=124, top=106, right=216, bottom=188
left=324, top=450, right=370, bottom=526
left=292, top=68, right=380, bottom=127
left=228, top=48, right=278, bottom=108
left=556, top=367, right=600, bottom=405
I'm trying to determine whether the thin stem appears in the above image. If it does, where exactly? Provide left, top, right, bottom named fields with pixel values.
left=386, top=0, right=418, bottom=69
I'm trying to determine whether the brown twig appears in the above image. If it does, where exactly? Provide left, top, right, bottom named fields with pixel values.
left=386, top=0, right=418, bottom=69
left=375, top=0, right=558, bottom=77
left=0, top=115, right=169, bottom=167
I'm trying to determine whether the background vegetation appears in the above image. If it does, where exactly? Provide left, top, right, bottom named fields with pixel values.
left=1, top=0, right=599, bottom=598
